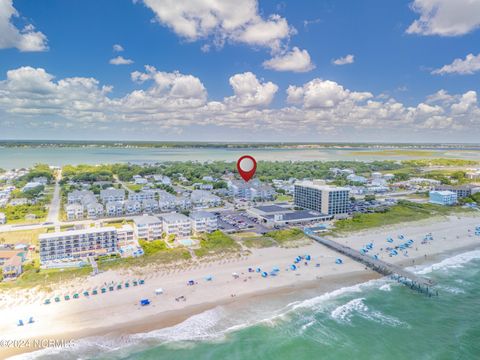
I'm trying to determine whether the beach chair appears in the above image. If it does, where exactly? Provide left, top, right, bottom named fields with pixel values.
left=109, top=286, right=114, bottom=291
left=125, top=282, right=130, bottom=288
left=64, top=295, right=70, bottom=301
left=44, top=299, right=51, bottom=305
left=117, top=284, right=122, bottom=290
left=55, top=297, right=60, bottom=303
left=92, top=289, right=98, bottom=295
left=28, top=317, right=34, bottom=324
left=133, top=281, right=138, bottom=286
left=73, top=293, right=79, bottom=299
left=83, top=291, right=89, bottom=297
left=139, top=279, right=145, bottom=285
left=17, top=320, right=24, bottom=326
left=101, top=288, right=106, bottom=294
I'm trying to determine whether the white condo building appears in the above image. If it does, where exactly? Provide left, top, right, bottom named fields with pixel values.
left=162, top=213, right=191, bottom=238
left=39, top=227, right=118, bottom=263
left=190, top=211, right=218, bottom=234
left=133, top=215, right=163, bottom=240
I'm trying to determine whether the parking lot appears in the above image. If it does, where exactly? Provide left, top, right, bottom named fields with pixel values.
left=216, top=210, right=270, bottom=234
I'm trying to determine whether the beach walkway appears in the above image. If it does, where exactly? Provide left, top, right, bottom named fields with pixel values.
left=304, top=228, right=436, bottom=293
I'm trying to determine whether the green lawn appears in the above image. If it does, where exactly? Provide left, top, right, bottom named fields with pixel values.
left=194, top=230, right=241, bottom=257
left=0, top=228, right=46, bottom=245
left=332, top=201, right=472, bottom=234
left=243, top=235, right=277, bottom=248
left=265, top=228, right=304, bottom=244
left=276, top=194, right=293, bottom=202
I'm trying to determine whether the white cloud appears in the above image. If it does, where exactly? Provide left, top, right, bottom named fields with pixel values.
left=139, top=0, right=295, bottom=51
left=332, top=54, right=354, bottom=66
left=263, top=47, right=314, bottom=73
left=432, top=53, right=480, bottom=75
left=0, top=66, right=479, bottom=134
left=0, top=0, right=48, bottom=52
left=109, top=56, right=134, bottom=65
left=113, top=44, right=124, bottom=52
left=224, top=72, right=278, bottom=108
left=406, top=0, right=480, bottom=36
left=287, top=79, right=372, bottom=108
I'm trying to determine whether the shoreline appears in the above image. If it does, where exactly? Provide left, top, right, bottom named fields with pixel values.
left=1, top=214, right=479, bottom=359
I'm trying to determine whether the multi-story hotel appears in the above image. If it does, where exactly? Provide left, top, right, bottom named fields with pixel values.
left=294, top=181, right=350, bottom=218
left=190, top=211, right=218, bottom=234
left=39, top=226, right=118, bottom=263
left=429, top=190, right=458, bottom=205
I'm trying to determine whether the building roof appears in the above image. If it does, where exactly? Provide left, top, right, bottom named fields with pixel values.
left=162, top=212, right=190, bottom=223
left=190, top=211, right=216, bottom=220
left=265, top=210, right=329, bottom=221
left=430, top=190, right=456, bottom=196
left=295, top=181, right=350, bottom=192
left=254, top=205, right=289, bottom=213
left=0, top=250, right=22, bottom=260
left=132, top=215, right=162, bottom=225
left=39, top=226, right=116, bottom=239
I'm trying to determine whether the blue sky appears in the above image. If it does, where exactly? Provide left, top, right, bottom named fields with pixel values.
left=0, top=0, right=479, bottom=142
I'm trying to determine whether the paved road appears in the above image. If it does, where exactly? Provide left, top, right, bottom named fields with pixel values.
left=46, top=169, right=62, bottom=224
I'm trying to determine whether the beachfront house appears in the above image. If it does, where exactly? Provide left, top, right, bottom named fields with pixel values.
left=2, top=255, right=23, bottom=279
left=65, top=203, right=84, bottom=220
left=100, top=189, right=125, bottom=203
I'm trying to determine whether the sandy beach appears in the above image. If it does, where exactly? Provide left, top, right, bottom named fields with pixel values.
left=1, top=213, right=479, bottom=359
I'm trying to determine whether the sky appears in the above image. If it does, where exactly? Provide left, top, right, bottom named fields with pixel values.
left=0, top=0, right=479, bottom=143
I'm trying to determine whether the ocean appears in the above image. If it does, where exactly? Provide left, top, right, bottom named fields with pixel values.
left=14, top=249, right=480, bottom=360
left=1, top=146, right=480, bottom=168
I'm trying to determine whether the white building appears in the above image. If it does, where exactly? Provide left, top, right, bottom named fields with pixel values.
left=152, top=174, right=171, bottom=185
left=116, top=224, right=136, bottom=245
left=100, top=189, right=125, bottom=203
left=105, top=201, right=124, bottom=217
left=86, top=202, right=104, bottom=219
left=190, top=190, right=221, bottom=208
left=39, top=227, right=118, bottom=263
left=129, top=191, right=156, bottom=202
left=133, top=215, right=163, bottom=240
left=429, top=190, right=457, bottom=206
left=22, top=182, right=43, bottom=192
left=65, top=203, right=84, bottom=220
left=190, top=211, right=218, bottom=234
left=125, top=200, right=142, bottom=215
left=162, top=213, right=191, bottom=238
left=294, top=181, right=350, bottom=218
left=142, top=199, right=159, bottom=213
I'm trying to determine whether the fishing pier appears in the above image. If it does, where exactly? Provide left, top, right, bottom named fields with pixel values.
left=304, top=228, right=437, bottom=296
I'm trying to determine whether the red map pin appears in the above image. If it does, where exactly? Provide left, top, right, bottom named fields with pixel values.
left=237, top=155, right=257, bottom=182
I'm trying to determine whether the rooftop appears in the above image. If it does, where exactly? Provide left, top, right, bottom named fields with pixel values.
left=132, top=215, right=162, bottom=225
left=39, top=226, right=116, bottom=239
left=162, top=212, right=190, bottom=223
left=190, top=211, right=216, bottom=220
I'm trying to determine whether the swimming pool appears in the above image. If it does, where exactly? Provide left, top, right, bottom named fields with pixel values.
left=178, top=239, right=194, bottom=246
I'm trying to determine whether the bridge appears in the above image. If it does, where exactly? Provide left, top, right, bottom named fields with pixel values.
left=304, top=228, right=436, bottom=295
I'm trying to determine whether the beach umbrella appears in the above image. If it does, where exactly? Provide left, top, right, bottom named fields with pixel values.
left=64, top=295, right=70, bottom=300
left=155, top=288, right=164, bottom=295
left=140, top=299, right=150, bottom=306
left=139, top=280, right=145, bottom=285
left=305, top=255, right=311, bottom=261
left=256, top=268, right=262, bottom=273
left=83, top=291, right=89, bottom=297
left=290, top=264, right=297, bottom=271
left=44, top=299, right=51, bottom=305
left=261, top=272, right=268, bottom=277
left=272, top=267, right=280, bottom=272
left=73, top=293, right=79, bottom=299
left=335, top=258, right=343, bottom=264
left=92, top=289, right=98, bottom=295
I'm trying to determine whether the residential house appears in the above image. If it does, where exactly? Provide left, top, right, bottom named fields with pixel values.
left=190, top=211, right=218, bottom=234
left=100, top=189, right=125, bottom=203
left=133, top=215, right=163, bottom=240
left=162, top=213, right=191, bottom=238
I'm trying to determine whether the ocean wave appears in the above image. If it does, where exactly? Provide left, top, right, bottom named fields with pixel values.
left=414, top=250, right=480, bottom=275
left=330, top=298, right=407, bottom=328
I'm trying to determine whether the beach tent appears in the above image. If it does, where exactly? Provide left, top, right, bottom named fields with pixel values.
left=205, top=275, right=213, bottom=281
left=305, top=255, right=311, bottom=261
left=232, top=272, right=239, bottom=278
left=73, top=293, right=79, bottom=299
left=92, top=289, right=98, bottom=295
left=139, top=280, right=145, bottom=285
left=109, top=286, right=114, bottom=291
left=55, top=297, right=60, bottom=302
left=101, top=288, right=106, bottom=293
left=387, top=238, right=393, bottom=243
left=64, top=295, right=70, bottom=301
left=187, top=280, right=195, bottom=286
left=17, top=320, right=24, bottom=326
left=125, top=282, right=130, bottom=288
left=140, top=299, right=150, bottom=306
left=83, top=291, right=89, bottom=297
left=117, top=284, right=122, bottom=290
left=398, top=234, right=404, bottom=239
left=133, top=281, right=138, bottom=286
left=28, top=317, right=34, bottom=324
left=335, top=258, right=343, bottom=264
left=272, top=267, right=280, bottom=272
left=248, top=267, right=254, bottom=272
left=44, top=299, right=51, bottom=305
left=155, top=288, right=164, bottom=295
left=261, top=271, right=268, bottom=278
left=290, top=264, right=297, bottom=270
